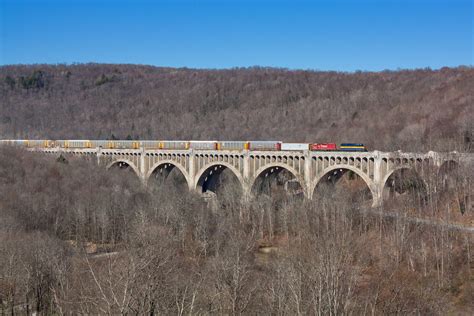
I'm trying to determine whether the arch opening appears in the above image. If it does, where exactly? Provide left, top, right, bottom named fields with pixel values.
left=436, top=160, right=470, bottom=216
left=313, top=168, right=373, bottom=206
left=383, top=168, right=427, bottom=207
left=437, top=160, right=459, bottom=190
left=251, top=166, right=304, bottom=202
left=148, top=163, right=189, bottom=193
left=107, top=160, right=141, bottom=186
left=196, top=164, right=243, bottom=204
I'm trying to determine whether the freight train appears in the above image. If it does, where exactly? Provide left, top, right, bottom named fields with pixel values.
left=0, top=140, right=368, bottom=152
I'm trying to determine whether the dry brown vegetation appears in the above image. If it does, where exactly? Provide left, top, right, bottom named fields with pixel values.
left=0, top=64, right=473, bottom=314
left=0, top=64, right=473, bottom=152
left=0, top=147, right=473, bottom=314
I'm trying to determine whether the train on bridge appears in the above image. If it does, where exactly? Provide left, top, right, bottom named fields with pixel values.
left=1, top=140, right=368, bottom=152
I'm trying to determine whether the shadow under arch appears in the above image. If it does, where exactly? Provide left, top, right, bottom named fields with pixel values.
left=146, top=160, right=191, bottom=190
left=250, top=163, right=306, bottom=199
left=311, top=165, right=375, bottom=204
left=437, top=160, right=459, bottom=190
left=381, top=166, right=427, bottom=204
left=194, top=162, right=244, bottom=198
left=106, top=159, right=140, bottom=179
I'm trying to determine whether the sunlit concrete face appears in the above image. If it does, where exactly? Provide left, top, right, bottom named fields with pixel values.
left=31, top=147, right=472, bottom=207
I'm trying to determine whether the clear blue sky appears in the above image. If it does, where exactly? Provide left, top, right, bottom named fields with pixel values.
left=0, top=0, right=472, bottom=71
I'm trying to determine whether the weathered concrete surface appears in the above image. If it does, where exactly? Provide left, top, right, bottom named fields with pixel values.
left=31, top=147, right=473, bottom=207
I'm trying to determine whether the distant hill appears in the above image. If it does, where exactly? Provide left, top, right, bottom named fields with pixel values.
left=0, top=64, right=472, bottom=152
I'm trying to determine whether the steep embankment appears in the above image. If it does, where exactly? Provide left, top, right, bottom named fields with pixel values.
left=0, top=64, right=472, bottom=151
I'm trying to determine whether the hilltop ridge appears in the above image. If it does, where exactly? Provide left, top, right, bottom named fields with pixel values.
left=1, top=64, right=472, bottom=152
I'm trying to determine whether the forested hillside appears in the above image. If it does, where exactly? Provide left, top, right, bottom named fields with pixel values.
left=0, top=64, right=473, bottom=152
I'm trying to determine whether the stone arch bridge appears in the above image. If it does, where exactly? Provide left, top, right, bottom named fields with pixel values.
left=33, top=147, right=472, bottom=207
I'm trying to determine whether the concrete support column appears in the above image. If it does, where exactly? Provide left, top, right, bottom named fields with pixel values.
left=372, top=151, right=383, bottom=207
left=140, top=148, right=146, bottom=185
left=188, top=150, right=196, bottom=191
left=96, top=147, right=102, bottom=166
left=242, top=152, right=251, bottom=200
left=304, top=152, right=312, bottom=199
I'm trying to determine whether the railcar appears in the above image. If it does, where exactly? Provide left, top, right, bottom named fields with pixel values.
left=248, top=141, right=282, bottom=151
left=281, top=143, right=309, bottom=151
left=25, top=139, right=50, bottom=148
left=8, top=140, right=29, bottom=147
left=189, top=141, right=218, bottom=150
left=160, top=141, right=189, bottom=150
left=140, top=140, right=160, bottom=149
left=310, top=143, right=337, bottom=151
left=57, top=140, right=89, bottom=148
left=107, top=140, right=141, bottom=149
left=89, top=140, right=108, bottom=148
left=0, top=139, right=369, bottom=152
left=339, top=143, right=367, bottom=152
left=217, top=141, right=249, bottom=151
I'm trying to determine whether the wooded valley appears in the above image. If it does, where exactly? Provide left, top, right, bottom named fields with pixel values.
left=0, top=64, right=473, bottom=314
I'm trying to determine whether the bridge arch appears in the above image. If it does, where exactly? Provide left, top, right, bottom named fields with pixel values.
left=194, top=162, right=245, bottom=196
left=381, top=166, right=427, bottom=191
left=106, top=159, right=140, bottom=179
left=250, top=162, right=306, bottom=198
left=381, top=166, right=427, bottom=203
left=146, top=160, right=191, bottom=189
left=437, top=160, right=460, bottom=190
left=310, top=164, right=375, bottom=202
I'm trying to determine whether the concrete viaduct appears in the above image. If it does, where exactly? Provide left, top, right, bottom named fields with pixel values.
left=30, top=146, right=473, bottom=207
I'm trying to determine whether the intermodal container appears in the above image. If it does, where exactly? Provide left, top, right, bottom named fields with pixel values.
left=310, top=143, right=337, bottom=151
left=189, top=141, right=218, bottom=150
left=281, top=143, right=309, bottom=151
left=217, top=141, right=249, bottom=151
left=248, top=141, right=282, bottom=151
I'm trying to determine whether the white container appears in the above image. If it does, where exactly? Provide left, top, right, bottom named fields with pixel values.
left=281, top=143, right=309, bottom=151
